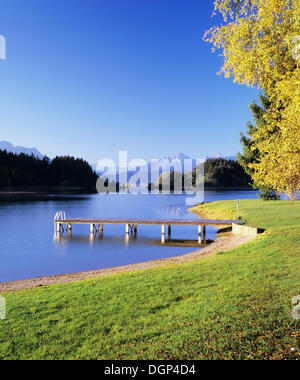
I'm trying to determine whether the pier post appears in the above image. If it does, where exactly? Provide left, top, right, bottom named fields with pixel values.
left=89, top=232, right=95, bottom=243
left=134, top=224, right=137, bottom=234
left=203, top=225, right=206, bottom=244
left=126, top=224, right=129, bottom=234
left=67, top=224, right=72, bottom=231
left=90, top=224, right=95, bottom=234
left=168, top=225, right=171, bottom=239
left=56, top=222, right=61, bottom=233
left=198, top=225, right=202, bottom=244
left=161, top=225, right=166, bottom=236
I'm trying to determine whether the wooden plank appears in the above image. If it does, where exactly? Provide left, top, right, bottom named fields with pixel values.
left=56, top=218, right=241, bottom=226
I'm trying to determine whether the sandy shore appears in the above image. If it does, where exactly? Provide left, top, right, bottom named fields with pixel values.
left=0, top=232, right=255, bottom=292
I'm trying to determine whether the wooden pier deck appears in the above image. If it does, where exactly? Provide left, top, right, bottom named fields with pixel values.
left=55, top=214, right=242, bottom=245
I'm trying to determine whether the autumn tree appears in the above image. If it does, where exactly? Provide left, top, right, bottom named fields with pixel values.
left=205, top=0, right=300, bottom=198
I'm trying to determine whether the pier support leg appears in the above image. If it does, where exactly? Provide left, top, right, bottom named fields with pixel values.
left=89, top=232, right=95, bottom=243
left=67, top=224, right=72, bottom=231
left=134, top=224, right=137, bottom=234
left=97, top=225, right=103, bottom=238
left=90, top=224, right=95, bottom=234
left=168, top=225, right=171, bottom=240
left=161, top=225, right=166, bottom=236
left=56, top=223, right=61, bottom=233
left=203, top=225, right=206, bottom=244
left=198, top=226, right=202, bottom=244
left=126, top=224, right=129, bottom=234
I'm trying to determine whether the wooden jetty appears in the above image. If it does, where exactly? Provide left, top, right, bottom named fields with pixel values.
left=54, top=212, right=242, bottom=245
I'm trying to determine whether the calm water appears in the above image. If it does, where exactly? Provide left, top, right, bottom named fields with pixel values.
left=0, top=190, right=258, bottom=282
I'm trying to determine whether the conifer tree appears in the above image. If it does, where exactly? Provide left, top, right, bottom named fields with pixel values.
left=237, top=94, right=280, bottom=200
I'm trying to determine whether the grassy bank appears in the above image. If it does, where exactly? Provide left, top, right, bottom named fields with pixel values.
left=0, top=200, right=299, bottom=360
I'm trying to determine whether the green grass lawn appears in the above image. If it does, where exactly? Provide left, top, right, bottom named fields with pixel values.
left=0, top=200, right=299, bottom=360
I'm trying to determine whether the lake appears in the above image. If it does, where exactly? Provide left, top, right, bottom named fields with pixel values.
left=0, top=190, right=258, bottom=282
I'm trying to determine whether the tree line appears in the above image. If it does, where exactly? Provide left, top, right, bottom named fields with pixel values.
left=0, top=150, right=252, bottom=193
left=0, top=150, right=109, bottom=192
left=158, top=158, right=252, bottom=191
left=203, top=158, right=251, bottom=188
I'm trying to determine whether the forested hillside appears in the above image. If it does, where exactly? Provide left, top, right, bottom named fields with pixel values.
left=0, top=150, right=99, bottom=192
left=203, top=158, right=252, bottom=188
left=158, top=158, right=252, bottom=190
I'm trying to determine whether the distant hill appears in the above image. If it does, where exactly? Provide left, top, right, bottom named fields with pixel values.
left=158, top=157, right=252, bottom=190
left=0, top=141, right=44, bottom=159
left=0, top=150, right=101, bottom=192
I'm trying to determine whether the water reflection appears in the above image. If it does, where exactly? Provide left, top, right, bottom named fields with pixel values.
left=0, top=190, right=259, bottom=282
left=54, top=232, right=207, bottom=248
left=162, top=204, right=190, bottom=218
left=0, top=193, right=88, bottom=204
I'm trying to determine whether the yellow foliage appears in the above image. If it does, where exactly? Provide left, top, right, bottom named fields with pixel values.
left=205, top=0, right=300, bottom=196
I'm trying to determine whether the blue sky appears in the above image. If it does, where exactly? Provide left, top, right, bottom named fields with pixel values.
left=0, top=0, right=258, bottom=163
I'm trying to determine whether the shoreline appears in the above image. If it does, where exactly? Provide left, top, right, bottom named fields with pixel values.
left=0, top=187, right=254, bottom=194
left=0, top=231, right=255, bottom=293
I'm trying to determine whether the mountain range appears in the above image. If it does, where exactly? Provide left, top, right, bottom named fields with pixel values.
left=95, top=152, right=237, bottom=185
left=0, top=141, right=44, bottom=159
left=0, top=142, right=237, bottom=184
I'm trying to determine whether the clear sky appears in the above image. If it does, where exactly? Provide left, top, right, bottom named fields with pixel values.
left=0, top=0, right=258, bottom=163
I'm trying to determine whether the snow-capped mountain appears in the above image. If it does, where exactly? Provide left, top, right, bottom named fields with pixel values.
left=0, top=141, right=44, bottom=159
left=95, top=153, right=237, bottom=184
left=204, top=153, right=237, bottom=161
left=163, top=152, right=192, bottom=161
